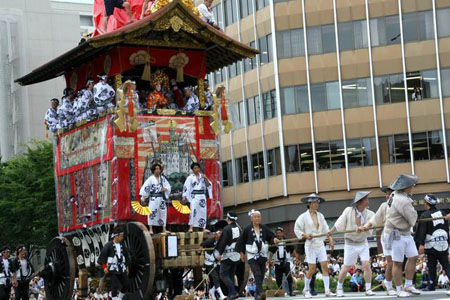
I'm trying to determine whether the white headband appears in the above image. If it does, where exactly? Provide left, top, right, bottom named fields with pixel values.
left=227, top=212, right=238, bottom=220
left=248, top=209, right=261, bottom=217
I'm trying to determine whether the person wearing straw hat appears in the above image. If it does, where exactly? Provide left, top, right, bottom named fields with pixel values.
left=237, top=209, right=279, bottom=300
left=415, top=194, right=450, bottom=292
left=384, top=174, right=420, bottom=297
left=327, top=191, right=375, bottom=297
left=294, top=193, right=335, bottom=298
left=140, top=162, right=172, bottom=234
left=97, top=227, right=130, bottom=300
left=0, top=247, right=16, bottom=300
left=269, top=227, right=295, bottom=297
left=215, top=212, right=241, bottom=300
left=358, top=186, right=396, bottom=296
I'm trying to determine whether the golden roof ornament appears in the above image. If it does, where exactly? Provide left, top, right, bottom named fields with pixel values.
left=151, top=0, right=201, bottom=17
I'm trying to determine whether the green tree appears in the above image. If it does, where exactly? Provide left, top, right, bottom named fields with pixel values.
left=0, top=140, right=57, bottom=248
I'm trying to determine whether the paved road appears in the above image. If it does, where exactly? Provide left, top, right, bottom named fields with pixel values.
left=245, top=290, right=450, bottom=299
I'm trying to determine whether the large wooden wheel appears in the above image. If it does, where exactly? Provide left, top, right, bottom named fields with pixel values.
left=43, top=237, right=76, bottom=300
left=124, top=222, right=156, bottom=299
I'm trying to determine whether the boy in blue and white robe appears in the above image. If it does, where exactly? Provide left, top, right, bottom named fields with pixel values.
left=94, top=73, right=115, bottom=114
left=182, top=162, right=212, bottom=232
left=75, top=79, right=97, bottom=122
left=139, top=163, right=171, bottom=234
left=183, top=87, right=200, bottom=113
left=57, top=88, right=76, bottom=129
left=44, top=98, right=60, bottom=133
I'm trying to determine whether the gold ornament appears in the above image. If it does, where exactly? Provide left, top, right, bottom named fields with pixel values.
left=198, top=78, right=205, bottom=109
left=129, top=50, right=156, bottom=81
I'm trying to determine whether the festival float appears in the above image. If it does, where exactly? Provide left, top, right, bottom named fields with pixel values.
left=16, top=1, right=258, bottom=299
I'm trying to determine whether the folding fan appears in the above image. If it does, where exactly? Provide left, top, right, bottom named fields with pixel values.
left=171, top=200, right=191, bottom=214
left=131, top=201, right=152, bottom=216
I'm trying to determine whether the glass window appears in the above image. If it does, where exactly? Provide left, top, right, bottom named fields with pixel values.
left=225, top=0, right=233, bottom=26
left=379, top=136, right=395, bottom=164
left=422, top=69, right=438, bottom=99
left=393, top=134, right=411, bottom=163
left=311, top=83, right=326, bottom=112
left=357, top=78, right=372, bottom=107
left=259, top=36, right=267, bottom=65
left=296, top=85, right=309, bottom=113
left=299, top=143, right=314, bottom=171
left=268, top=148, right=281, bottom=176
left=252, top=152, right=265, bottom=180
left=441, top=68, right=450, bottom=97
left=429, top=131, right=445, bottom=160
left=385, top=15, right=401, bottom=45
left=281, top=87, right=296, bottom=114
left=326, top=81, right=340, bottom=110
left=362, top=137, right=377, bottom=166
left=338, top=22, right=354, bottom=51
left=267, top=33, right=273, bottom=62
left=278, top=31, right=292, bottom=58
left=247, top=97, right=256, bottom=125
left=437, top=8, right=450, bottom=38
left=257, top=0, right=269, bottom=10
left=285, top=145, right=300, bottom=172
left=307, top=26, right=322, bottom=55
left=222, top=161, right=233, bottom=187
left=236, top=156, right=249, bottom=183
left=389, top=74, right=405, bottom=103
left=417, top=11, right=434, bottom=41
left=291, top=29, right=305, bottom=57
left=370, top=18, right=387, bottom=47
left=316, top=142, right=331, bottom=169
left=263, top=90, right=277, bottom=119
left=254, top=95, right=261, bottom=123
left=374, top=75, right=390, bottom=104
left=240, top=0, right=249, bottom=18
left=212, top=5, right=223, bottom=29
left=412, top=132, right=429, bottom=161
left=403, top=12, right=419, bottom=42
left=330, top=140, right=346, bottom=169
left=342, top=79, right=359, bottom=108
left=321, top=24, right=336, bottom=53
left=231, top=102, right=242, bottom=130
left=347, top=138, right=363, bottom=167
left=354, top=19, right=368, bottom=49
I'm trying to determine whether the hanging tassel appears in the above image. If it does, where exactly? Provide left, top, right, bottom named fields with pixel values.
left=176, top=67, right=184, bottom=82
left=141, top=62, right=151, bottom=81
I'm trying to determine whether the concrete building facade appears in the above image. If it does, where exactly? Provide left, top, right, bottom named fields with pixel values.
left=202, top=0, right=450, bottom=228
left=0, top=0, right=93, bottom=161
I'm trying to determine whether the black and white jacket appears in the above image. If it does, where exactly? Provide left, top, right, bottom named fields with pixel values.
left=237, top=224, right=276, bottom=261
left=201, top=238, right=219, bottom=267
left=0, top=258, right=15, bottom=286
left=215, top=222, right=241, bottom=262
left=415, top=207, right=450, bottom=252
left=97, top=241, right=130, bottom=274
left=13, top=258, right=34, bottom=282
left=269, top=244, right=295, bottom=266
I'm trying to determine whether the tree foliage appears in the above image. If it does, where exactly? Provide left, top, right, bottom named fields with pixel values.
left=0, top=140, right=57, bottom=248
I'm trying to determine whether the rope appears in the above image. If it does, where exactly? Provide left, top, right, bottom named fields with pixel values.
left=180, top=216, right=448, bottom=253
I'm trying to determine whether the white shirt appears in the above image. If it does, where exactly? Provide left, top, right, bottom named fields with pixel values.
left=2, top=259, right=9, bottom=275
left=439, top=274, right=449, bottom=285
left=197, top=3, right=216, bottom=24
left=114, top=243, right=121, bottom=258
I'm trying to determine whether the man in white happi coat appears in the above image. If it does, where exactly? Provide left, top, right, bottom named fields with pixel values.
left=328, top=191, right=375, bottom=297
left=294, top=193, right=335, bottom=298
left=44, top=98, right=60, bottom=133
left=183, top=87, right=200, bottom=113
left=197, top=0, right=220, bottom=29
left=182, top=162, right=212, bottom=232
left=75, top=78, right=97, bottom=122
left=57, top=88, right=76, bottom=129
left=140, top=162, right=171, bottom=234
left=383, top=174, right=420, bottom=297
left=358, top=186, right=397, bottom=296
left=94, top=73, right=115, bottom=114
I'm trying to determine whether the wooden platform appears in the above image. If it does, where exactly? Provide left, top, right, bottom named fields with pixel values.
left=152, top=232, right=214, bottom=268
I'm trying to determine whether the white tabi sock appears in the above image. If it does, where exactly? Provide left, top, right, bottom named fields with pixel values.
left=209, top=287, right=217, bottom=300
left=404, top=279, right=413, bottom=288
left=323, top=276, right=330, bottom=292
left=337, top=282, right=343, bottom=290
left=365, top=283, right=371, bottom=291
left=304, top=277, right=311, bottom=291
left=396, top=285, right=402, bottom=292
left=385, top=280, right=393, bottom=290
left=216, top=287, right=226, bottom=300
